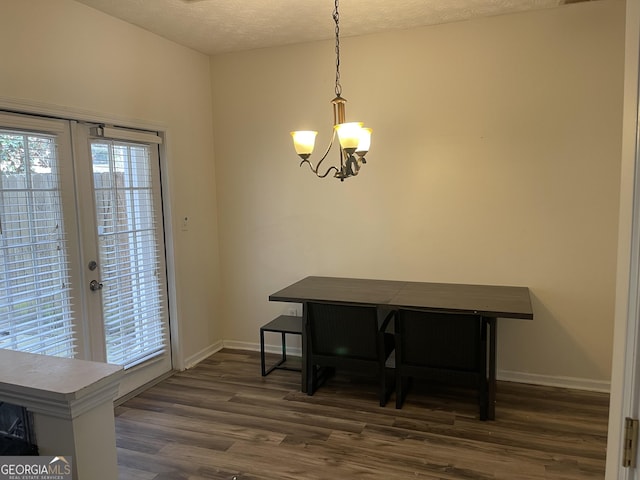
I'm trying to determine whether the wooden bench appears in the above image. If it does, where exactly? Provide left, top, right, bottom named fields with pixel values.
left=260, top=315, right=303, bottom=376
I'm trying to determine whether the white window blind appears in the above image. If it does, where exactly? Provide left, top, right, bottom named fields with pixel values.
left=91, top=140, right=167, bottom=369
left=0, top=129, right=77, bottom=358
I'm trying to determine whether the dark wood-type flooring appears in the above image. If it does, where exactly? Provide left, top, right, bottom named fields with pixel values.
left=115, top=349, right=610, bottom=480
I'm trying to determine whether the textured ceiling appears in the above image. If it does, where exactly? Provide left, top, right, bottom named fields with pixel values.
left=73, top=0, right=588, bottom=55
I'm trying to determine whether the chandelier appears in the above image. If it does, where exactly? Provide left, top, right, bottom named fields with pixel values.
left=290, top=0, right=372, bottom=181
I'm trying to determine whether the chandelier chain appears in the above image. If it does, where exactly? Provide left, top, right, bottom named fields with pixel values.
left=333, top=0, right=342, bottom=97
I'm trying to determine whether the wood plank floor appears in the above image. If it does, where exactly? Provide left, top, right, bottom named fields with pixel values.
left=115, top=349, right=610, bottom=480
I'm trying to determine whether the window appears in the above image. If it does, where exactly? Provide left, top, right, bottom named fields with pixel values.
left=91, top=140, right=167, bottom=368
left=0, top=125, right=77, bottom=357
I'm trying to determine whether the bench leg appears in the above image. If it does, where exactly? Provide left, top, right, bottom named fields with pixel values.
left=260, top=315, right=303, bottom=378
left=262, top=331, right=297, bottom=376
left=260, top=329, right=267, bottom=376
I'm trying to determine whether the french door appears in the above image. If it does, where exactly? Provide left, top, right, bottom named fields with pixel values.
left=0, top=111, right=171, bottom=398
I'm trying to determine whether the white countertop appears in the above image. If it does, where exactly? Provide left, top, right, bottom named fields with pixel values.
left=0, top=349, right=123, bottom=418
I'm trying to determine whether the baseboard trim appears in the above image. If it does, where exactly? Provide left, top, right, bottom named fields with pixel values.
left=223, top=340, right=301, bottom=357
left=497, top=369, right=610, bottom=393
left=182, top=341, right=224, bottom=370
left=181, top=341, right=611, bottom=393
left=114, top=370, right=175, bottom=406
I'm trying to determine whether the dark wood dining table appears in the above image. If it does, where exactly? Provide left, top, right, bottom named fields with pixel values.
left=269, top=276, right=533, bottom=419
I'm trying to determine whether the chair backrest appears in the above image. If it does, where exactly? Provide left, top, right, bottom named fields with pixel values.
left=307, top=302, right=381, bottom=361
left=396, top=309, right=482, bottom=371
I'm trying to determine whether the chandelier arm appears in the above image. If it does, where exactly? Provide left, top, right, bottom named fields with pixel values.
left=316, top=164, right=340, bottom=178
left=313, top=130, right=337, bottom=173
left=298, top=159, right=339, bottom=178
left=298, top=133, right=341, bottom=178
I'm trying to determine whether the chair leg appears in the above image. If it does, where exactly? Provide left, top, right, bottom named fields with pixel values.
left=479, top=394, right=488, bottom=421
left=379, top=368, right=387, bottom=407
left=478, top=375, right=488, bottom=421
left=306, top=358, right=313, bottom=395
left=380, top=367, right=395, bottom=407
left=396, top=376, right=411, bottom=409
left=307, top=364, right=317, bottom=396
left=396, top=373, right=403, bottom=409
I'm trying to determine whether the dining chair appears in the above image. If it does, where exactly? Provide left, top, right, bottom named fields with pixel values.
left=305, top=302, right=395, bottom=406
left=394, top=309, right=488, bottom=419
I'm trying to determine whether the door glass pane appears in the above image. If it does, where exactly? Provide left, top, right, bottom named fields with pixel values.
left=91, top=140, right=167, bottom=368
left=0, top=129, right=77, bottom=357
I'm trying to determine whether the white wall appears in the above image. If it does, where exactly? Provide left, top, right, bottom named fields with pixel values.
left=0, top=0, right=626, bottom=387
left=0, top=0, right=223, bottom=366
left=211, top=0, right=625, bottom=387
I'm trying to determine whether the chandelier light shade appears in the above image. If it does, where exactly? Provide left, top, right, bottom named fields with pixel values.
left=356, top=128, right=372, bottom=155
left=291, top=131, right=318, bottom=159
left=290, top=0, right=372, bottom=181
left=335, top=122, right=364, bottom=151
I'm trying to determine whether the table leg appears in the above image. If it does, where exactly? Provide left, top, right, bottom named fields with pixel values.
left=260, top=328, right=266, bottom=376
left=301, top=303, right=308, bottom=393
left=488, top=317, right=497, bottom=420
left=479, top=318, right=488, bottom=421
left=281, top=332, right=287, bottom=363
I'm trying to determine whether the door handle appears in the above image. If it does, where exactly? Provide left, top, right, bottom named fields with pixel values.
left=89, top=280, right=103, bottom=291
